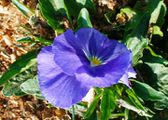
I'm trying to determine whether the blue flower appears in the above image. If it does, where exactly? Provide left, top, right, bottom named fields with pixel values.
left=37, top=28, right=136, bottom=108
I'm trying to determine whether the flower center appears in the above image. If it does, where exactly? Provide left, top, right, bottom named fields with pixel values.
left=90, top=57, right=101, bottom=66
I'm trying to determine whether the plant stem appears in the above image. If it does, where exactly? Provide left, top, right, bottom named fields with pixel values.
left=72, top=105, right=75, bottom=120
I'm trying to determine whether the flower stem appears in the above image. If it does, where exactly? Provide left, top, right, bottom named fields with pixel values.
left=72, top=105, right=75, bottom=120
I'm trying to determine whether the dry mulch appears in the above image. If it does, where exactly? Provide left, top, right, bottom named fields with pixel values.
left=0, top=91, right=70, bottom=120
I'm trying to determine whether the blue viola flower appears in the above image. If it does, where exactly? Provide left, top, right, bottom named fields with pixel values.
left=37, top=28, right=136, bottom=108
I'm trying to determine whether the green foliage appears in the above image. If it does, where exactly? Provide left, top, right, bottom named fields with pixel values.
left=34, top=37, right=52, bottom=46
left=2, top=65, right=37, bottom=96
left=20, top=77, right=43, bottom=99
left=0, top=50, right=38, bottom=86
left=76, top=0, right=96, bottom=13
left=126, top=88, right=153, bottom=117
left=38, top=0, right=95, bottom=33
left=100, top=88, right=116, bottom=120
left=17, top=36, right=33, bottom=43
left=136, top=48, right=168, bottom=110
left=85, top=110, right=98, bottom=120
left=77, top=8, right=93, bottom=29
left=117, top=99, right=152, bottom=117
left=132, top=79, right=165, bottom=101
left=148, top=0, right=167, bottom=25
left=38, top=0, right=65, bottom=33
left=17, top=36, right=52, bottom=46
left=84, top=92, right=102, bottom=119
left=11, top=0, right=34, bottom=17
left=124, top=12, right=149, bottom=65
left=2, top=81, right=26, bottom=96
left=124, top=0, right=167, bottom=65
left=152, top=25, right=163, bottom=37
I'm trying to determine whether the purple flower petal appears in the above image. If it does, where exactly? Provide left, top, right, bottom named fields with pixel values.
left=52, top=30, right=85, bottom=75
left=40, top=73, right=89, bottom=108
left=37, top=46, right=62, bottom=81
left=37, top=46, right=89, bottom=108
left=75, top=28, right=128, bottom=62
left=75, top=51, right=132, bottom=87
left=75, top=28, right=107, bottom=57
left=37, top=28, right=136, bottom=108
left=119, top=65, right=136, bottom=87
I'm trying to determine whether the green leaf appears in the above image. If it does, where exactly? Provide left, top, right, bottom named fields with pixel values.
left=132, top=79, right=165, bottom=101
left=100, top=88, right=116, bottom=120
left=117, top=99, right=152, bottom=117
left=152, top=25, right=163, bottom=37
left=84, top=92, right=102, bottom=119
left=17, top=36, right=52, bottom=45
left=2, top=81, right=25, bottom=96
left=126, top=88, right=154, bottom=117
left=38, top=0, right=66, bottom=33
left=85, top=110, right=98, bottom=120
left=148, top=0, right=167, bottom=25
left=17, top=36, right=34, bottom=43
left=64, top=0, right=80, bottom=19
left=0, top=50, right=37, bottom=86
left=124, top=12, right=150, bottom=65
left=136, top=48, right=168, bottom=110
left=77, top=8, right=92, bottom=29
left=11, top=0, right=34, bottom=17
left=143, top=47, right=168, bottom=65
left=126, top=36, right=148, bottom=65
left=64, top=0, right=96, bottom=21
left=76, top=0, right=96, bottom=13
left=124, top=0, right=167, bottom=65
left=2, top=65, right=37, bottom=96
left=34, top=36, right=52, bottom=46
left=20, top=77, right=43, bottom=99
left=154, top=98, right=168, bottom=110
left=126, top=89, right=146, bottom=110
left=142, top=48, right=168, bottom=96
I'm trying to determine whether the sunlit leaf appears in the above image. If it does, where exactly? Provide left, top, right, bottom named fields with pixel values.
left=126, top=36, right=148, bottom=65
left=152, top=25, right=163, bottom=37
left=116, top=7, right=135, bottom=24
left=148, top=0, right=167, bottom=25
left=20, top=77, right=43, bottom=99
left=109, top=113, right=125, bottom=119
left=77, top=8, right=92, bottom=29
